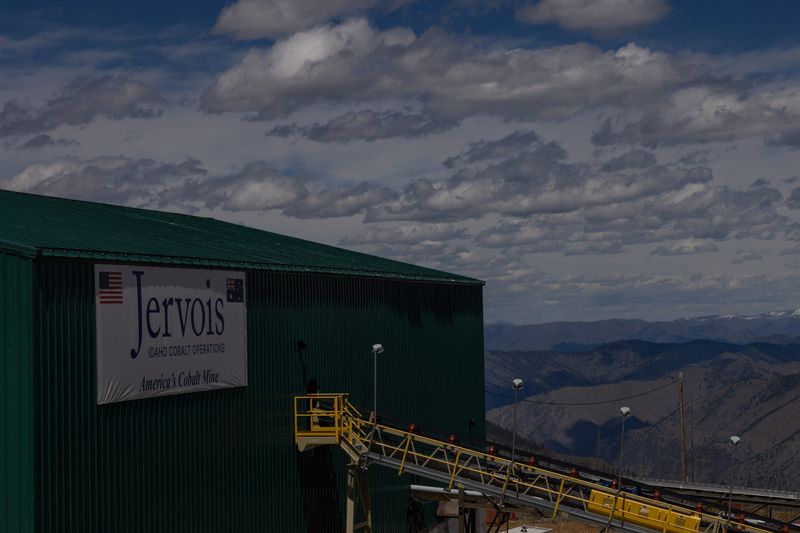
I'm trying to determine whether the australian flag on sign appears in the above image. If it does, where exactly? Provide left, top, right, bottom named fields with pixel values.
left=226, top=278, right=244, bottom=303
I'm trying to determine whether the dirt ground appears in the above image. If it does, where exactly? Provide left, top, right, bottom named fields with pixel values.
left=504, top=512, right=605, bottom=533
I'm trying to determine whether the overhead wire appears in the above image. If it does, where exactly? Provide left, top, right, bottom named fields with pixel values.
left=636, top=391, right=710, bottom=438
left=485, top=378, right=677, bottom=406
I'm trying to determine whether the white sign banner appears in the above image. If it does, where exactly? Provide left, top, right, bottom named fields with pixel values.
left=95, top=265, right=247, bottom=404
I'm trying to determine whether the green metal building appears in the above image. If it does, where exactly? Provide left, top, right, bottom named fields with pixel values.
left=0, top=190, right=485, bottom=533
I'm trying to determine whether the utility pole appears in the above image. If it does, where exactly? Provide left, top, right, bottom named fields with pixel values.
left=678, top=372, right=687, bottom=482
left=689, top=388, right=695, bottom=481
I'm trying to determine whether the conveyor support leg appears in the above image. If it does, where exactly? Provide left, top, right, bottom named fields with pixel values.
left=346, top=462, right=372, bottom=533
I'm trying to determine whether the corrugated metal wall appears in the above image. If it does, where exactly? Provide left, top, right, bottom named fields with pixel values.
left=33, top=259, right=485, bottom=533
left=0, top=252, right=35, bottom=533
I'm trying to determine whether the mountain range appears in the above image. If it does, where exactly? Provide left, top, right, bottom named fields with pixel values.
left=485, top=310, right=800, bottom=352
left=484, top=313, right=800, bottom=491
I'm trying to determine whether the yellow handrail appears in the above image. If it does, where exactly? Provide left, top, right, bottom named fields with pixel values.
left=294, top=393, right=347, bottom=439
left=293, top=394, right=772, bottom=533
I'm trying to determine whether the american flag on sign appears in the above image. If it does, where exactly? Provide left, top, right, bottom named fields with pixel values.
left=98, top=272, right=123, bottom=304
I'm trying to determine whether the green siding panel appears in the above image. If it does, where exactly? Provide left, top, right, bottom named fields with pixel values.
left=0, top=190, right=481, bottom=286
left=1, top=252, right=35, bottom=533
left=33, top=259, right=485, bottom=532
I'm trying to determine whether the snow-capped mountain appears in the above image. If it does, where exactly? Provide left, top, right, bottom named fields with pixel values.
left=485, top=310, right=800, bottom=352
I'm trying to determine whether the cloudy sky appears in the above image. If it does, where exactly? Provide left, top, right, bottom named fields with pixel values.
left=3, top=0, right=800, bottom=323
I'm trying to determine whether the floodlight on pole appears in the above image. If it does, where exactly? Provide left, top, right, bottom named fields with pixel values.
left=728, top=435, right=741, bottom=523
left=606, top=406, right=632, bottom=531
left=618, top=407, right=631, bottom=489
left=511, top=378, right=524, bottom=468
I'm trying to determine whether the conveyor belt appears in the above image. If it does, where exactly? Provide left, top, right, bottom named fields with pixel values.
left=635, top=478, right=800, bottom=508
left=491, top=441, right=799, bottom=531
left=482, top=442, right=798, bottom=531
left=294, top=393, right=781, bottom=533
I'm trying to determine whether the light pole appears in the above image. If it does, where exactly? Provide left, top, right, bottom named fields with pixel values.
left=606, top=407, right=631, bottom=531
left=728, top=436, right=741, bottom=522
left=371, top=344, right=383, bottom=425
left=511, top=378, right=524, bottom=467
left=618, top=407, right=632, bottom=489
left=607, top=406, right=632, bottom=531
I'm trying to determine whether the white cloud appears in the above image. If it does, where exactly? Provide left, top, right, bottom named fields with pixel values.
left=223, top=172, right=307, bottom=210
left=517, top=0, right=670, bottom=36
left=203, top=18, right=800, bottom=151
left=2, top=156, right=397, bottom=219
left=650, top=240, right=719, bottom=256
left=444, top=130, right=541, bottom=168
left=601, top=149, right=657, bottom=171
left=6, top=17, right=800, bottom=323
left=4, top=156, right=205, bottom=209
left=203, top=20, right=685, bottom=122
left=185, top=161, right=397, bottom=218
left=563, top=241, right=624, bottom=255
left=340, top=223, right=468, bottom=244
left=475, top=221, right=574, bottom=249
left=204, top=18, right=416, bottom=115
left=732, top=251, right=764, bottom=264
left=480, top=268, right=800, bottom=323
left=592, top=83, right=800, bottom=148
left=18, top=134, right=78, bottom=150
left=265, top=109, right=456, bottom=142
left=213, top=0, right=380, bottom=40
left=366, top=136, right=714, bottom=222
left=0, top=76, right=165, bottom=143
left=780, top=244, right=800, bottom=256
